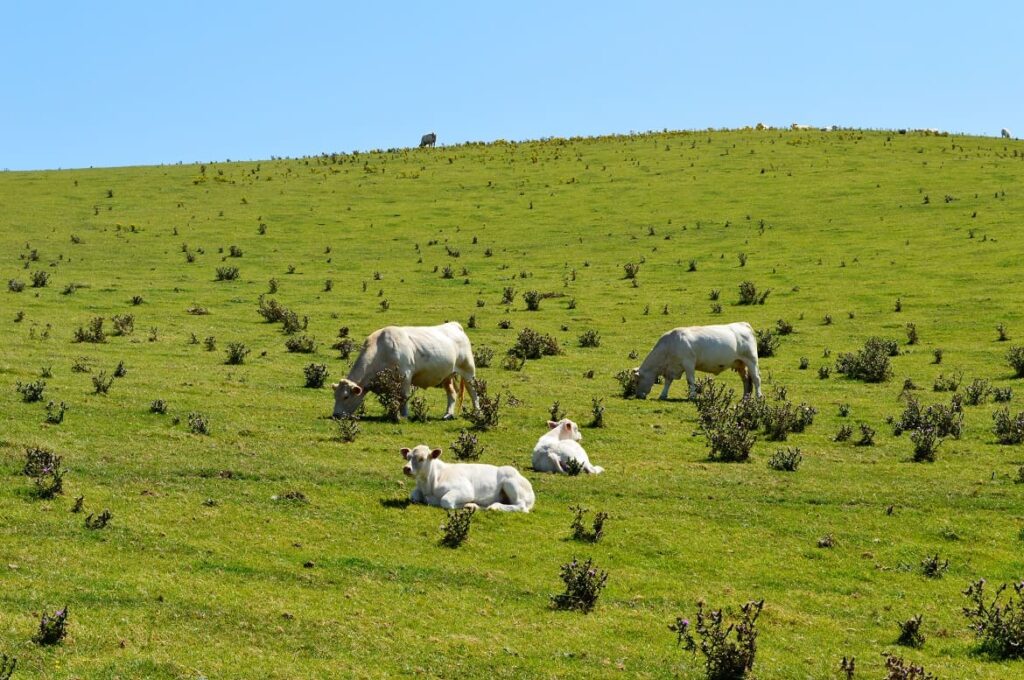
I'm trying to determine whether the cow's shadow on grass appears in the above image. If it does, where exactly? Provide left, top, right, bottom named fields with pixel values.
left=379, top=498, right=411, bottom=510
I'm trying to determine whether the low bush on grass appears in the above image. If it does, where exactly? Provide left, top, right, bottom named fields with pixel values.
left=962, top=579, right=1024, bottom=659
left=670, top=599, right=764, bottom=680
left=439, top=507, right=475, bottom=548
left=551, top=557, right=608, bottom=613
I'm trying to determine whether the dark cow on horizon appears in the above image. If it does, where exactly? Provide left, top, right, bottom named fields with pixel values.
left=419, top=132, right=437, bottom=148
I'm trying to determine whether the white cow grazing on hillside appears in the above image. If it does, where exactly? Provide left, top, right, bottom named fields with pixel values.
left=1002, top=128, right=1012, bottom=139
left=532, top=419, right=604, bottom=475
left=635, top=322, right=762, bottom=400
left=401, top=445, right=535, bottom=512
left=332, top=322, right=478, bottom=420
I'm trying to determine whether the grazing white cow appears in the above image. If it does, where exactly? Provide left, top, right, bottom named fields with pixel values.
left=332, top=322, right=478, bottom=420
left=401, top=445, right=535, bottom=512
left=532, top=419, right=603, bottom=475
left=1002, top=128, right=1012, bottom=139
left=635, top=322, right=762, bottom=400
left=791, top=123, right=812, bottom=130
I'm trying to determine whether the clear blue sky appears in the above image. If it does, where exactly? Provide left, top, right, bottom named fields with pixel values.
left=2, top=1, right=1020, bottom=170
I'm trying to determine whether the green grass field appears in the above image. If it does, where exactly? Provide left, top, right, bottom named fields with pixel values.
left=2, top=128, right=1023, bottom=678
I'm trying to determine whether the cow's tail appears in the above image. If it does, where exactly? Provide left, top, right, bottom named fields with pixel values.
left=456, top=375, right=467, bottom=414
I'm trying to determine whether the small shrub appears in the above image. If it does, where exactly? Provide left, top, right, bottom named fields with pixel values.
left=215, top=266, right=239, bottom=281
left=473, top=345, right=494, bottom=368
left=997, top=324, right=1010, bottom=342
left=798, top=357, right=809, bottom=370
left=920, top=554, right=949, bottom=578
left=932, top=348, right=943, bottom=364
left=150, top=399, right=168, bottom=414
left=450, top=430, right=484, bottom=460
left=909, top=424, right=941, bottom=461
left=762, top=401, right=796, bottom=441
left=501, top=286, right=516, bottom=304
left=225, top=342, right=250, bottom=364
left=933, top=370, right=963, bottom=392
left=549, top=400, right=565, bottom=422
left=71, top=357, right=90, bottom=372
left=767, top=447, right=801, bottom=471
left=817, top=533, right=836, bottom=548
left=962, top=579, right=1024, bottom=659
left=551, top=557, right=608, bottom=613
left=228, top=245, right=242, bottom=257
left=24, top=446, right=64, bottom=498
left=670, top=599, right=764, bottom=680
left=964, top=378, right=992, bottom=405
left=203, top=336, right=217, bottom=351
left=834, top=424, right=853, bottom=442
left=523, top=290, right=542, bottom=311
left=497, top=319, right=512, bottom=329
left=30, top=271, right=50, bottom=288
left=0, top=652, right=15, bottom=678
left=738, top=280, right=770, bottom=305
left=285, top=335, right=316, bottom=353
left=373, top=367, right=405, bottom=422
left=111, top=313, right=134, bottom=336
left=282, top=310, right=305, bottom=334
left=8, top=279, right=25, bottom=292
left=563, top=458, right=584, bottom=476
left=896, top=614, right=925, bottom=648
left=465, top=379, right=501, bottom=430
left=186, top=304, right=209, bottom=315
left=16, top=379, right=46, bottom=403
left=855, top=423, right=876, bottom=446
left=113, top=360, right=127, bottom=378
left=838, top=403, right=850, bottom=417
left=835, top=337, right=894, bottom=383
left=590, top=398, right=605, bottom=428
left=439, top=507, right=475, bottom=548
left=257, top=295, right=289, bottom=323
left=408, top=392, right=429, bottom=422
left=92, top=371, right=114, bottom=394
left=304, top=363, right=329, bottom=388
left=84, top=509, right=112, bottom=529
left=775, top=319, right=794, bottom=335
left=34, top=607, right=68, bottom=645
left=993, top=407, right=1024, bottom=444
left=509, top=327, right=561, bottom=360
left=336, top=413, right=360, bottom=442
left=578, top=329, right=601, bottom=348
left=704, top=416, right=757, bottom=462
left=441, top=264, right=454, bottom=279
left=73, top=316, right=106, bottom=343
left=333, top=337, right=356, bottom=360
left=1007, top=346, right=1024, bottom=378
left=905, top=323, right=919, bottom=345
left=623, top=262, right=640, bottom=279
left=755, top=328, right=780, bottom=357
left=993, top=387, right=1013, bottom=402
left=188, top=412, right=210, bottom=435
left=818, top=366, right=831, bottom=379
left=709, top=288, right=720, bottom=301
left=882, top=654, right=936, bottom=680
left=615, top=368, right=639, bottom=398
left=569, top=505, right=608, bottom=543
left=45, top=400, right=68, bottom=424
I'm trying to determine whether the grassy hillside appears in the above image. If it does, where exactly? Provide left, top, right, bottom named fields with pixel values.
left=2, top=128, right=1023, bottom=679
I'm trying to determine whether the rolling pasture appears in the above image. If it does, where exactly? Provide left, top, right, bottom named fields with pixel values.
left=2, top=128, right=1024, bottom=678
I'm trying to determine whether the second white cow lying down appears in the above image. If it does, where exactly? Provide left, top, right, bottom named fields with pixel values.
left=531, top=419, right=604, bottom=474
left=402, top=445, right=535, bottom=512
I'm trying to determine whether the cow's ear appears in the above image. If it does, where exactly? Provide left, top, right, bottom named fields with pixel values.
left=400, top=447, right=411, bottom=459
left=547, top=420, right=559, bottom=429
left=351, top=384, right=363, bottom=396
left=563, top=422, right=572, bottom=430
left=430, top=448, right=442, bottom=459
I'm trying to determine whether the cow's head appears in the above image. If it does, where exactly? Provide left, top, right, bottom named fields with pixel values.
left=634, top=366, right=657, bottom=399
left=332, top=378, right=365, bottom=418
left=401, top=445, right=442, bottom=478
left=547, top=418, right=582, bottom=442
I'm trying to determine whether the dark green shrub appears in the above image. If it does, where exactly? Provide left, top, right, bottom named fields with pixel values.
left=835, top=337, right=894, bottom=382
left=16, top=380, right=46, bottom=402
left=670, top=599, right=764, bottom=680
left=767, top=448, right=802, bottom=471
left=962, top=579, right=1024, bottom=659
left=304, top=363, right=328, bottom=388
left=285, top=335, right=316, bottom=353
left=569, top=505, right=608, bottom=542
left=551, top=557, right=608, bottom=613
left=225, top=342, right=250, bottom=364
left=439, top=507, right=475, bottom=548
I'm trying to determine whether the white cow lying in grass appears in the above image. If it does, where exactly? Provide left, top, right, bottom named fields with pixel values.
left=635, top=321, right=762, bottom=399
left=401, top=445, right=535, bottom=512
left=531, top=419, right=604, bottom=474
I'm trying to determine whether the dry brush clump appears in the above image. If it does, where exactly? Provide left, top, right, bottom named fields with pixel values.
left=670, top=599, right=764, bottom=680
left=550, top=557, right=608, bottom=613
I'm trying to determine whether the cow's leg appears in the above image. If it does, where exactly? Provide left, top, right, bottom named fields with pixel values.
left=456, top=363, right=479, bottom=411
left=438, top=489, right=471, bottom=510
left=658, top=376, right=673, bottom=400
left=441, top=376, right=458, bottom=420
left=685, top=365, right=698, bottom=399
left=410, top=487, right=426, bottom=504
left=736, top=362, right=752, bottom=398
left=399, top=373, right=414, bottom=418
left=547, top=452, right=565, bottom=473
left=745, top=359, right=763, bottom=398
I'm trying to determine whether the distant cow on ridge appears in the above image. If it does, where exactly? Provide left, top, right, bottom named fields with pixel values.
left=420, top=132, right=437, bottom=148
left=1002, top=128, right=1012, bottom=139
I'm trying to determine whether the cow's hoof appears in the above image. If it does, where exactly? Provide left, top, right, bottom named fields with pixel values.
left=441, top=413, right=455, bottom=421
